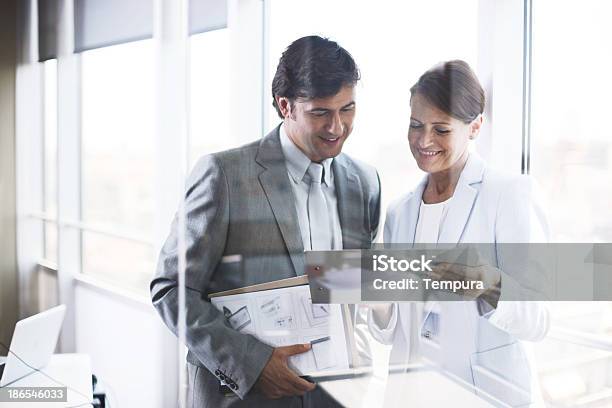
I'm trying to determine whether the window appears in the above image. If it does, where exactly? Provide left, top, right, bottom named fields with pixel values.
left=43, top=59, right=58, bottom=264
left=189, top=28, right=231, bottom=167
left=530, top=0, right=612, bottom=243
left=530, top=1, right=612, bottom=405
left=80, top=40, right=156, bottom=293
left=266, top=0, right=479, bottom=208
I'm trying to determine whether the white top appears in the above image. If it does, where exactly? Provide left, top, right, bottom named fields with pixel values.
left=414, top=197, right=452, bottom=244
left=279, top=124, right=343, bottom=250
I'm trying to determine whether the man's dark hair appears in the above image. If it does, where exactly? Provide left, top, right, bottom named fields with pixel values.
left=410, top=60, right=485, bottom=124
left=271, top=35, right=360, bottom=118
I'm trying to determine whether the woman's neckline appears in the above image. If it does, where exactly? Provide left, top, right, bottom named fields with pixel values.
left=421, top=196, right=453, bottom=206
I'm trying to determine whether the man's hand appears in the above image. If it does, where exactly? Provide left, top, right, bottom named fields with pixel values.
left=254, top=344, right=316, bottom=399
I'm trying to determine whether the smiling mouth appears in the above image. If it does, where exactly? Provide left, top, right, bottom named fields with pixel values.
left=418, top=148, right=442, bottom=157
left=319, top=136, right=340, bottom=143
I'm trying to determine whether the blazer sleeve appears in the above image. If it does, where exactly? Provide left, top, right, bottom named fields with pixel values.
left=150, top=155, right=273, bottom=399
left=367, top=202, right=400, bottom=344
left=487, top=175, right=551, bottom=341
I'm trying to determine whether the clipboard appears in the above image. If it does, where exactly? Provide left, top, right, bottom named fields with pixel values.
left=208, top=275, right=309, bottom=298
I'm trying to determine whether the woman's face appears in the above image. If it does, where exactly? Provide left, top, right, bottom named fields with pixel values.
left=408, top=93, right=481, bottom=174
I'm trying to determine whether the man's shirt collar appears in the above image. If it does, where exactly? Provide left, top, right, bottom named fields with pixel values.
left=279, top=123, right=333, bottom=186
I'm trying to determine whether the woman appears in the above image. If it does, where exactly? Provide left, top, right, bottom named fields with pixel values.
left=369, top=60, right=549, bottom=407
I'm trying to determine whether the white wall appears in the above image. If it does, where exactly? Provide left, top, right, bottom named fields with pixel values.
left=74, top=281, right=178, bottom=407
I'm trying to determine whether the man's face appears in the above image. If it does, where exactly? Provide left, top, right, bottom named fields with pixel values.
left=277, top=85, right=356, bottom=162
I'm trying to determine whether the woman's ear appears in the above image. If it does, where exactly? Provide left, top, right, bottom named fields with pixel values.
left=469, top=114, right=484, bottom=140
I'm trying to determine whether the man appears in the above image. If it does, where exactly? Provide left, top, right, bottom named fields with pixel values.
left=151, top=35, right=381, bottom=407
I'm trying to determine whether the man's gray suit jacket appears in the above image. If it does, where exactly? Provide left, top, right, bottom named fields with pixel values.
left=150, top=126, right=381, bottom=407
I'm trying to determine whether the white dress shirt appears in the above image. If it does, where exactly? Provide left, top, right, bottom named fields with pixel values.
left=279, top=124, right=343, bottom=250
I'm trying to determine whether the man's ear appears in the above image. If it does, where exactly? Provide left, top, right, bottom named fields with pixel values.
left=469, top=114, right=484, bottom=140
left=276, top=96, right=292, bottom=119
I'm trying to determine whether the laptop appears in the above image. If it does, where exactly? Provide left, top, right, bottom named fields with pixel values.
left=0, top=304, right=66, bottom=387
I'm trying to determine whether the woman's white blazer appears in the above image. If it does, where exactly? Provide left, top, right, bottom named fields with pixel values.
left=370, top=153, right=550, bottom=407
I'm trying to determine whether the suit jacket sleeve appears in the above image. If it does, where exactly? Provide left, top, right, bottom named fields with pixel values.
left=150, top=155, right=273, bottom=399
left=370, top=170, right=383, bottom=243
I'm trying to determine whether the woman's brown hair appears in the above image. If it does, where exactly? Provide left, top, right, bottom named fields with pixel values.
left=410, top=60, right=485, bottom=124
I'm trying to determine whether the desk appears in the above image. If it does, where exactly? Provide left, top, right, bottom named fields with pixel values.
left=0, top=354, right=92, bottom=408
left=319, top=368, right=495, bottom=408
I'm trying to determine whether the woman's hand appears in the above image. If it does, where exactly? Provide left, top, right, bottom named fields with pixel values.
left=368, top=303, right=395, bottom=328
left=430, top=261, right=501, bottom=307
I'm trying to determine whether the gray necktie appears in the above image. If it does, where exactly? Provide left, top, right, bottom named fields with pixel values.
left=307, top=162, right=331, bottom=250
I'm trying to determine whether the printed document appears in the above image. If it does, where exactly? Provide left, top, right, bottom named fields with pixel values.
left=211, top=284, right=350, bottom=375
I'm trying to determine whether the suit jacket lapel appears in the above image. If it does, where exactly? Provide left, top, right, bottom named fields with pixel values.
left=256, top=127, right=305, bottom=276
left=438, top=153, right=485, bottom=243
left=332, top=156, right=364, bottom=249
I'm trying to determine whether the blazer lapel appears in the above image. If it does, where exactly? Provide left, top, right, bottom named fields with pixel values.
left=438, top=153, right=485, bottom=243
left=415, top=155, right=484, bottom=331
left=255, top=127, right=305, bottom=276
left=332, top=156, right=365, bottom=249
left=405, top=179, right=428, bottom=246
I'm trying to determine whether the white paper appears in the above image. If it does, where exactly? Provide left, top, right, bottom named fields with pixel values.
left=211, top=285, right=350, bottom=375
